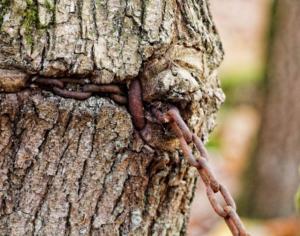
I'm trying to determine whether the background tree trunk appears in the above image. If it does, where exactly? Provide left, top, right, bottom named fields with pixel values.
left=241, top=0, right=300, bottom=218
left=0, top=0, right=224, bottom=235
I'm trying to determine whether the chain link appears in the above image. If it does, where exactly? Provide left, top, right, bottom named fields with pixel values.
left=152, top=106, right=250, bottom=236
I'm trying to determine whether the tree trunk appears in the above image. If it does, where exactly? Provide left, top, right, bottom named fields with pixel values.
left=241, top=0, right=300, bottom=218
left=0, top=0, right=224, bottom=235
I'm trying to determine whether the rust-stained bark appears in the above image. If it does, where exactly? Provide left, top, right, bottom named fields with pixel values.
left=0, top=0, right=224, bottom=235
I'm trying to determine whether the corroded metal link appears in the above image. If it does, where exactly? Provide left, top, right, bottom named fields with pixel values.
left=224, top=206, right=248, bottom=236
left=206, top=185, right=236, bottom=217
left=167, top=107, right=193, bottom=143
left=83, top=84, right=124, bottom=94
left=171, top=122, right=203, bottom=167
left=206, top=186, right=227, bottom=217
left=192, top=134, right=209, bottom=160
left=53, top=87, right=92, bottom=100
left=153, top=107, right=250, bottom=236
left=109, top=94, right=128, bottom=105
left=220, top=184, right=237, bottom=210
left=128, top=79, right=146, bottom=130
left=151, top=107, right=171, bottom=123
left=197, top=167, right=211, bottom=186
left=170, top=122, right=185, bottom=139
left=225, top=217, right=240, bottom=236
left=197, top=159, right=220, bottom=192
left=60, top=78, right=88, bottom=85
left=33, top=77, right=64, bottom=89
left=178, top=136, right=200, bottom=167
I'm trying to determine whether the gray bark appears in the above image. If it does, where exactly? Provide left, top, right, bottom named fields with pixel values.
left=0, top=0, right=224, bottom=235
left=241, top=0, right=300, bottom=218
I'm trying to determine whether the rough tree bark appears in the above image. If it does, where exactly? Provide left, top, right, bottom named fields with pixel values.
left=0, top=0, right=224, bottom=235
left=241, top=0, right=300, bottom=218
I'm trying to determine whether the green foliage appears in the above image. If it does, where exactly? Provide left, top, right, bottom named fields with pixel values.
left=295, top=188, right=300, bottom=213
left=205, top=66, right=264, bottom=151
left=295, top=167, right=300, bottom=213
left=221, top=67, right=263, bottom=90
left=206, top=137, right=220, bottom=149
left=220, top=66, right=264, bottom=108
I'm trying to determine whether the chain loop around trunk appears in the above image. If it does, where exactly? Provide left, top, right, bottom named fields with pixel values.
left=2, top=76, right=249, bottom=235
left=31, top=77, right=128, bottom=104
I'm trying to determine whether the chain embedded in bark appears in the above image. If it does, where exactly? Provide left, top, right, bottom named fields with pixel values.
left=31, top=77, right=128, bottom=104
left=0, top=76, right=249, bottom=235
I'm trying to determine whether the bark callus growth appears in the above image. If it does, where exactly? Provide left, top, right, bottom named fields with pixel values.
left=0, top=69, right=29, bottom=92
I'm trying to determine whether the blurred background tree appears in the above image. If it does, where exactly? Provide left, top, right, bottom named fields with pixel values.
left=241, top=0, right=300, bottom=218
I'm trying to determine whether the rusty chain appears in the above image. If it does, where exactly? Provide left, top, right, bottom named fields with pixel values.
left=152, top=105, right=250, bottom=236
left=31, top=77, right=128, bottom=104
left=2, top=76, right=249, bottom=235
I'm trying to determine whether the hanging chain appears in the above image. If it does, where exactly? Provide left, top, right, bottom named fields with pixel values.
left=151, top=105, right=250, bottom=236
left=1, top=76, right=249, bottom=235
